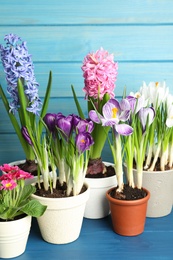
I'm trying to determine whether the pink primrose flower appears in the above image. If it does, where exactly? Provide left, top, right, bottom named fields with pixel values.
left=14, top=169, right=34, bottom=180
left=0, top=164, right=19, bottom=174
left=0, top=164, right=34, bottom=181
left=81, top=47, right=118, bottom=100
left=1, top=179, right=17, bottom=190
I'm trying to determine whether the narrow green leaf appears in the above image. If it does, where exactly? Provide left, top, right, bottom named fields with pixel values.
left=38, top=71, right=52, bottom=135
left=71, top=85, right=85, bottom=119
left=0, top=84, right=33, bottom=158
left=17, top=78, right=30, bottom=126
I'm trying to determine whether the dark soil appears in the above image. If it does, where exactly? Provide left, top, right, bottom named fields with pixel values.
left=86, top=161, right=115, bottom=178
left=109, top=184, right=147, bottom=201
left=34, top=180, right=87, bottom=198
left=134, top=157, right=172, bottom=171
left=0, top=213, right=27, bottom=222
left=16, top=159, right=38, bottom=176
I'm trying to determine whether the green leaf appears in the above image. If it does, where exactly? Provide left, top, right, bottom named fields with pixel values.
left=18, top=185, right=36, bottom=204
left=0, top=84, right=34, bottom=159
left=71, top=85, right=85, bottom=119
left=22, top=199, right=47, bottom=217
left=38, top=71, right=52, bottom=135
left=17, top=78, right=30, bottom=126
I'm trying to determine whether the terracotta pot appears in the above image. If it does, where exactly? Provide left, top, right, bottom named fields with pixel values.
left=84, top=162, right=117, bottom=219
left=106, top=187, right=150, bottom=236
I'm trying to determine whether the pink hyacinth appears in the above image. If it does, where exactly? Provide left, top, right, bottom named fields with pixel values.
left=81, top=47, right=118, bottom=100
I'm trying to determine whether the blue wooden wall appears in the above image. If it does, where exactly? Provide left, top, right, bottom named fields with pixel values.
left=0, top=0, right=173, bottom=164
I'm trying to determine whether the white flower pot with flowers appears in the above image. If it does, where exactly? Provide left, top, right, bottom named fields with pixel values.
left=22, top=113, right=94, bottom=244
left=72, top=48, right=118, bottom=218
left=0, top=164, right=46, bottom=258
left=126, top=81, right=173, bottom=217
left=0, top=34, right=52, bottom=175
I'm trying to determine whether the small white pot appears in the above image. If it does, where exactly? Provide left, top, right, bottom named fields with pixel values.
left=31, top=182, right=90, bottom=244
left=133, top=168, right=173, bottom=218
left=84, top=162, right=117, bottom=219
left=0, top=215, right=32, bottom=259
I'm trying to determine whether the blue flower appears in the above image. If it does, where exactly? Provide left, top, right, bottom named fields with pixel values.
left=0, top=33, right=41, bottom=115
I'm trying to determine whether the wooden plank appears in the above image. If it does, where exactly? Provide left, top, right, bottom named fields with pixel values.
left=1, top=62, right=173, bottom=98
left=18, top=213, right=173, bottom=259
left=0, top=133, right=112, bottom=165
left=0, top=25, right=173, bottom=61
left=1, top=0, right=173, bottom=25
left=0, top=97, right=87, bottom=133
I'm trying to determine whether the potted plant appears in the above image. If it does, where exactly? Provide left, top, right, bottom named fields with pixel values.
left=0, top=164, right=46, bottom=258
left=89, top=97, right=151, bottom=236
left=127, top=81, right=173, bottom=217
left=21, top=113, right=94, bottom=244
left=0, top=33, right=52, bottom=175
left=72, top=47, right=118, bottom=218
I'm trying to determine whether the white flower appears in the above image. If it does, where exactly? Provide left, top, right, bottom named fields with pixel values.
left=166, top=94, right=173, bottom=127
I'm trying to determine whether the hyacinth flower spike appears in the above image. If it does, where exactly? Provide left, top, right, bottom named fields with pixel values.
left=0, top=34, right=52, bottom=170
left=72, top=47, right=118, bottom=175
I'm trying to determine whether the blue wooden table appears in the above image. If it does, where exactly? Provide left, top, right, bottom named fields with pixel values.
left=17, top=211, right=173, bottom=260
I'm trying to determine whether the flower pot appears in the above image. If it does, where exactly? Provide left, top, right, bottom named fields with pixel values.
left=133, top=168, right=173, bottom=217
left=0, top=215, right=32, bottom=258
left=31, top=182, right=90, bottom=244
left=84, top=162, right=117, bottom=219
left=106, top=187, right=150, bottom=236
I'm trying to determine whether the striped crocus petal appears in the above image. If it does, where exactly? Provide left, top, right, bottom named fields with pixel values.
left=115, top=124, right=133, bottom=136
left=138, top=107, right=155, bottom=132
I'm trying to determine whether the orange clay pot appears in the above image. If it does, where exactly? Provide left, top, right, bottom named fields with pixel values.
left=106, top=187, right=150, bottom=236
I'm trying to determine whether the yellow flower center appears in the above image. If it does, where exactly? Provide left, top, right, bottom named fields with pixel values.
left=112, top=107, right=118, bottom=118
left=135, top=92, right=141, bottom=98
left=155, top=82, right=159, bottom=87
left=81, top=139, right=85, bottom=143
left=5, top=183, right=12, bottom=188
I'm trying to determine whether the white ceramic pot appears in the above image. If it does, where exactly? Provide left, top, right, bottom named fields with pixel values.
left=132, top=168, right=173, bottom=218
left=84, top=162, right=117, bottom=219
left=31, top=182, right=90, bottom=244
left=0, top=215, right=32, bottom=259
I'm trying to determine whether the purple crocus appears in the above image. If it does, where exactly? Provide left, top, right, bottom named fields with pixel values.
left=56, top=114, right=74, bottom=138
left=75, top=117, right=94, bottom=134
left=89, top=98, right=133, bottom=136
left=138, top=107, right=155, bottom=132
left=76, top=132, right=94, bottom=153
left=0, top=33, right=41, bottom=115
left=126, top=95, right=145, bottom=114
left=21, top=126, right=33, bottom=145
left=44, top=113, right=57, bottom=132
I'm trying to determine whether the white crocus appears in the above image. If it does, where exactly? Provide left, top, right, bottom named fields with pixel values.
left=166, top=94, right=173, bottom=128
left=166, top=93, right=173, bottom=168
left=148, top=81, right=169, bottom=109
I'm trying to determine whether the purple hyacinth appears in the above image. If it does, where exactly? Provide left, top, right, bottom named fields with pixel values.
left=0, top=33, right=41, bottom=114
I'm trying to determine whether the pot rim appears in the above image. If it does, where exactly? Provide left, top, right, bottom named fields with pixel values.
left=106, top=186, right=150, bottom=206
